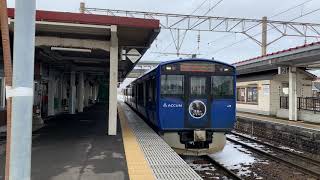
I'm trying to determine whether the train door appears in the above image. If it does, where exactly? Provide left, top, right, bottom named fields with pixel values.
left=210, top=76, right=236, bottom=128
left=185, top=75, right=211, bottom=128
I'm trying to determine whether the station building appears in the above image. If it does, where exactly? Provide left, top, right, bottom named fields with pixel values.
left=312, top=77, right=320, bottom=97
left=235, top=42, right=320, bottom=124
left=0, top=8, right=160, bottom=134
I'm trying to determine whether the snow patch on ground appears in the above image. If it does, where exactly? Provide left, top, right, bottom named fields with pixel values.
left=189, top=163, right=216, bottom=171
left=210, top=142, right=266, bottom=178
left=210, top=142, right=255, bottom=166
left=279, top=145, right=303, bottom=154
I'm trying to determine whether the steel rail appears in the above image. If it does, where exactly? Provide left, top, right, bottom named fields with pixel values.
left=227, top=135, right=320, bottom=178
left=230, top=131, right=320, bottom=166
left=203, top=155, right=244, bottom=180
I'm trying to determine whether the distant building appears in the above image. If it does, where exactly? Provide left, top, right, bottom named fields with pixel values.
left=236, top=69, right=315, bottom=116
left=234, top=42, right=320, bottom=123
left=312, top=78, right=320, bottom=97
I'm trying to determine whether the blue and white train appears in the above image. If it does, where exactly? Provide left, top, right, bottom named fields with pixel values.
left=124, top=58, right=236, bottom=155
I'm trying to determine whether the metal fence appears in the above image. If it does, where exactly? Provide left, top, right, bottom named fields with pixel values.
left=280, top=96, right=320, bottom=112
left=298, top=97, right=320, bottom=112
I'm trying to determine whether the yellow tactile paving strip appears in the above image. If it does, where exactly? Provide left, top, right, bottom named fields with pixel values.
left=118, top=104, right=155, bottom=180
left=237, top=112, right=320, bottom=131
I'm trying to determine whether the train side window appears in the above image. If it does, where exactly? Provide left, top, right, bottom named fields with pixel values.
left=148, top=80, right=153, bottom=103
left=138, top=83, right=144, bottom=106
left=211, top=76, right=234, bottom=98
left=132, top=85, right=136, bottom=102
left=161, top=75, right=184, bottom=95
left=152, top=77, right=156, bottom=102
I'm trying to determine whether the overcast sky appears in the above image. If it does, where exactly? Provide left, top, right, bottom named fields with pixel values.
left=7, top=0, right=320, bottom=73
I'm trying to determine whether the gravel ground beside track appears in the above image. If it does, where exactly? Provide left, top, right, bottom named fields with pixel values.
left=182, top=155, right=235, bottom=180
left=184, top=140, right=317, bottom=180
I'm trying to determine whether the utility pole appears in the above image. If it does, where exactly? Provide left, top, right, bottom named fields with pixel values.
left=9, top=0, right=36, bottom=180
left=261, top=16, right=268, bottom=56
left=0, top=1, right=13, bottom=179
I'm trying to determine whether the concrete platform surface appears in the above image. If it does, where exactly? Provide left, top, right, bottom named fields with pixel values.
left=237, top=112, right=320, bottom=131
left=118, top=102, right=202, bottom=180
left=0, top=104, right=129, bottom=180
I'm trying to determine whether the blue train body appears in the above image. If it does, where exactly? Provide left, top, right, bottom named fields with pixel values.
left=124, top=58, right=236, bottom=155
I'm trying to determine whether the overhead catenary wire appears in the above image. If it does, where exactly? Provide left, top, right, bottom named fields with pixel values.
left=269, top=0, right=314, bottom=18
left=206, top=0, right=314, bottom=46
left=176, top=0, right=226, bottom=56
left=156, top=0, right=217, bottom=59
left=210, top=7, right=320, bottom=55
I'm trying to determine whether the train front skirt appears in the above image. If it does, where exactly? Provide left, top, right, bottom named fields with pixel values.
left=161, top=131, right=226, bottom=156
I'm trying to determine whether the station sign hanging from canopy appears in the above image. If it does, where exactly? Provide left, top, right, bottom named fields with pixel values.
left=122, top=48, right=142, bottom=63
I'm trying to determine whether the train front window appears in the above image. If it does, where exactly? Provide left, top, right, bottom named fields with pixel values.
left=211, top=76, right=234, bottom=98
left=190, top=77, right=206, bottom=95
left=161, top=75, right=184, bottom=95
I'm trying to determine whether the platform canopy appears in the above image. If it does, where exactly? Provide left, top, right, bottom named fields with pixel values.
left=6, top=8, right=160, bottom=82
left=234, top=42, right=320, bottom=75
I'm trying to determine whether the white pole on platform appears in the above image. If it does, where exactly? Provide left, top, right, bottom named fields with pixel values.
left=69, top=71, right=76, bottom=114
left=48, top=69, right=55, bottom=116
left=78, top=72, right=84, bottom=112
left=10, top=0, right=36, bottom=179
left=108, top=25, right=118, bottom=135
left=289, top=66, right=298, bottom=121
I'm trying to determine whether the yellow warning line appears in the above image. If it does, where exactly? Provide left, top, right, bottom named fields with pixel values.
left=118, top=103, right=155, bottom=180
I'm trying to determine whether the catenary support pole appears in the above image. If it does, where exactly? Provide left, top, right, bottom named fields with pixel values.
left=80, top=2, right=85, bottom=13
left=261, top=16, right=267, bottom=56
left=10, top=0, right=36, bottom=180
left=108, top=25, right=118, bottom=135
left=0, top=0, right=13, bottom=179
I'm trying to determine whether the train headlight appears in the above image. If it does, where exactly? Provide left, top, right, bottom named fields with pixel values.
left=166, top=66, right=172, bottom=70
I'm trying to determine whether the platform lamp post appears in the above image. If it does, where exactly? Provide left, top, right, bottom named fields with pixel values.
left=0, top=1, right=13, bottom=180
left=9, top=1, right=36, bottom=180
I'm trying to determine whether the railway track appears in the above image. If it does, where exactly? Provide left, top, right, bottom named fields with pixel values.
left=182, top=155, right=244, bottom=180
left=203, top=155, right=244, bottom=180
left=227, top=132, right=320, bottom=178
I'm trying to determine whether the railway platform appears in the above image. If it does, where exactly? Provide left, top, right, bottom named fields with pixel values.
left=0, top=104, right=129, bottom=180
left=236, top=112, right=320, bottom=156
left=237, top=112, right=320, bottom=131
left=0, top=102, right=202, bottom=180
